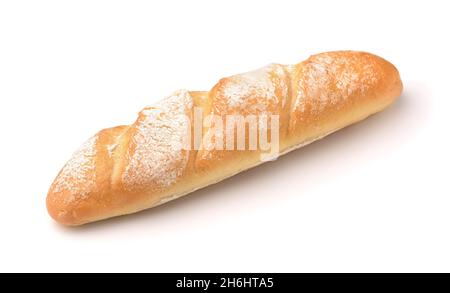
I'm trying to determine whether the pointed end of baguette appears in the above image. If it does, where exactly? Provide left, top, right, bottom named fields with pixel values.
left=47, top=126, right=129, bottom=226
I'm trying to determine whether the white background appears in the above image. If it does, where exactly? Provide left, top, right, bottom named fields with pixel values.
left=0, top=0, right=449, bottom=273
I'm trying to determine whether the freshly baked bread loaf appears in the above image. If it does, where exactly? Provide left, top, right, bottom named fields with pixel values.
left=47, top=51, right=403, bottom=225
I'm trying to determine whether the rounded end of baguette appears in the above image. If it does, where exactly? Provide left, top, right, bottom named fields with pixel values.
left=369, top=52, right=403, bottom=105
left=320, top=51, right=403, bottom=107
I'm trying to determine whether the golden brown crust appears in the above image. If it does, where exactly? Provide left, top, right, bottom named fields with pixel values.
left=47, top=51, right=403, bottom=225
left=46, top=125, right=128, bottom=225
left=287, top=51, right=402, bottom=146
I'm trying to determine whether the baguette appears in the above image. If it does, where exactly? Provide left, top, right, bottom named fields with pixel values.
left=47, top=51, right=403, bottom=225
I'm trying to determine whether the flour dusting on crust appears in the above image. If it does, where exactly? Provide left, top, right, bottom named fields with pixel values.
left=218, top=63, right=289, bottom=114
left=122, top=90, right=193, bottom=191
left=293, top=52, right=381, bottom=115
left=52, top=135, right=97, bottom=203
